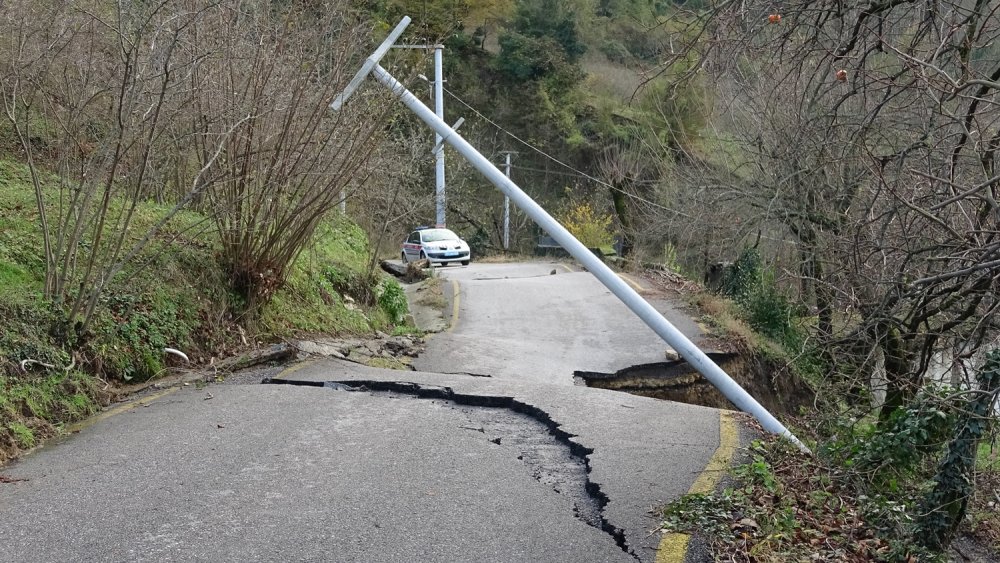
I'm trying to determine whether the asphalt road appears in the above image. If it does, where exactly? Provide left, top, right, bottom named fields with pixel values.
left=0, top=261, right=725, bottom=563
left=413, top=261, right=705, bottom=384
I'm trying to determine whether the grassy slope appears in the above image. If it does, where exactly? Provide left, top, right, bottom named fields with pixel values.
left=663, top=282, right=1000, bottom=559
left=0, top=158, right=406, bottom=464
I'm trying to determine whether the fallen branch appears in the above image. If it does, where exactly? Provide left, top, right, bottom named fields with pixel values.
left=213, top=343, right=294, bottom=372
left=19, top=358, right=56, bottom=372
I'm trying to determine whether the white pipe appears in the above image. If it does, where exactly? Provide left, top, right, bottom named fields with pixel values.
left=370, top=63, right=808, bottom=452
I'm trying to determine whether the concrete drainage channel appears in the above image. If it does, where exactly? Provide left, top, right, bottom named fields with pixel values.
left=261, top=377, right=640, bottom=561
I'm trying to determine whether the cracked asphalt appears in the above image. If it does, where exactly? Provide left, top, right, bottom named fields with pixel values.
left=412, top=262, right=705, bottom=385
left=0, top=261, right=725, bottom=562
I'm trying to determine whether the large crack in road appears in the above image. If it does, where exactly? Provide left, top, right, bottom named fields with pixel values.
left=574, top=354, right=739, bottom=410
left=262, top=377, right=640, bottom=561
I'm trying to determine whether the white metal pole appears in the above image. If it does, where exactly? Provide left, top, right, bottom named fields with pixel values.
left=434, top=46, right=446, bottom=227
left=503, top=153, right=511, bottom=250
left=330, top=17, right=412, bottom=111
left=368, top=63, right=808, bottom=452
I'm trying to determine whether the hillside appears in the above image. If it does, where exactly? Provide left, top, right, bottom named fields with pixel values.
left=0, top=158, right=411, bottom=463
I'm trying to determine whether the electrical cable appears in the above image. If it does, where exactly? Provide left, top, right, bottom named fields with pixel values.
left=441, top=85, right=689, bottom=217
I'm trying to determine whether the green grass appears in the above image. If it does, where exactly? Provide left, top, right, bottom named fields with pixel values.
left=259, top=217, right=405, bottom=337
left=7, top=422, right=35, bottom=449
left=0, top=261, right=31, bottom=293
left=0, top=369, right=106, bottom=460
left=979, top=441, right=1000, bottom=471
left=0, top=156, right=413, bottom=462
left=0, top=371, right=101, bottom=422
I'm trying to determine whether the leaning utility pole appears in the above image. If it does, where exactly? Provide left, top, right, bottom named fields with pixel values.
left=330, top=17, right=809, bottom=453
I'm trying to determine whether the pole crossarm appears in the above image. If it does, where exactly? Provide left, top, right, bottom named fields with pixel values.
left=329, top=17, right=412, bottom=111
left=331, top=18, right=809, bottom=454
left=394, top=44, right=445, bottom=49
left=433, top=117, right=464, bottom=154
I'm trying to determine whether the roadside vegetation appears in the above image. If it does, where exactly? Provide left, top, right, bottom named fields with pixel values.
left=656, top=245, right=1000, bottom=560
left=0, top=1, right=415, bottom=464
left=0, top=156, right=413, bottom=463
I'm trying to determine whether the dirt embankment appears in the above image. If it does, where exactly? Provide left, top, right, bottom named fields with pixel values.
left=577, top=344, right=813, bottom=416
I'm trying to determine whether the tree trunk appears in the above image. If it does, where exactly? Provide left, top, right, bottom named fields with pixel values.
left=610, top=183, right=633, bottom=257
left=878, top=324, right=915, bottom=421
left=916, top=349, right=1000, bottom=550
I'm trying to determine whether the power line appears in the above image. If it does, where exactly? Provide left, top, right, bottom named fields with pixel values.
left=441, top=85, right=688, bottom=217
left=510, top=163, right=611, bottom=180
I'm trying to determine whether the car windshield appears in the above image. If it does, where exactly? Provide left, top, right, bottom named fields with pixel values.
left=421, top=229, right=459, bottom=242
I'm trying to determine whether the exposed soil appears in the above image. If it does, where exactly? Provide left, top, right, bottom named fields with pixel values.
left=956, top=470, right=1000, bottom=560
left=576, top=342, right=815, bottom=417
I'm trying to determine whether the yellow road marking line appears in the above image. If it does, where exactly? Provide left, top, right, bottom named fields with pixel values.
left=66, top=387, right=181, bottom=434
left=656, top=411, right=738, bottom=563
left=448, top=279, right=461, bottom=332
left=617, top=273, right=644, bottom=293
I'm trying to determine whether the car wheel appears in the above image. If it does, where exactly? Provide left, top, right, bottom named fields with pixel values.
left=461, top=260, right=470, bottom=266
left=401, top=251, right=408, bottom=264
left=419, top=251, right=427, bottom=261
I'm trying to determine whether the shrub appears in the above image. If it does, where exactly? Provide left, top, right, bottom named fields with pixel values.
left=323, top=264, right=378, bottom=306
left=721, top=247, right=797, bottom=343
left=376, top=278, right=408, bottom=325
left=559, top=202, right=614, bottom=249
left=720, top=247, right=761, bottom=302
left=825, top=385, right=957, bottom=484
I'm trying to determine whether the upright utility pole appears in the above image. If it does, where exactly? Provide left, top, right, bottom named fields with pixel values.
left=391, top=43, right=447, bottom=227
left=500, top=152, right=515, bottom=250
left=433, top=46, right=445, bottom=227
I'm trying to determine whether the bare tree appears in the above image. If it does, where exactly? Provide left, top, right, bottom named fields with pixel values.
left=597, top=141, right=660, bottom=259
left=190, top=1, right=396, bottom=316
left=646, top=0, right=1000, bottom=419
left=1, top=0, right=396, bottom=329
left=1, top=0, right=221, bottom=334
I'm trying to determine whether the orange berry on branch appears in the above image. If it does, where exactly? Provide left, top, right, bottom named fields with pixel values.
left=768, top=14, right=781, bottom=24
left=836, top=69, right=848, bottom=81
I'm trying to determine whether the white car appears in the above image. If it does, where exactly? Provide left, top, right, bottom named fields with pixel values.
left=401, top=227, right=471, bottom=266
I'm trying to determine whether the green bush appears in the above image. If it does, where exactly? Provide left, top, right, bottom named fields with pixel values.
left=377, top=277, right=408, bottom=325
left=599, top=40, right=630, bottom=63
left=721, top=247, right=797, bottom=343
left=744, top=274, right=796, bottom=341
left=720, top=247, right=762, bottom=302
left=467, top=227, right=489, bottom=258
left=92, top=290, right=196, bottom=381
left=916, top=350, right=1000, bottom=549
left=826, top=385, right=957, bottom=484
